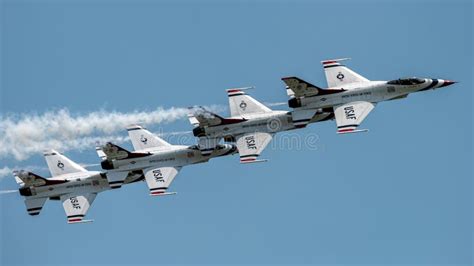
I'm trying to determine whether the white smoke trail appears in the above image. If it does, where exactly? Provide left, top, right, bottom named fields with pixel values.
left=0, top=190, right=17, bottom=195
left=0, top=167, right=13, bottom=181
left=0, top=102, right=283, bottom=161
left=0, top=107, right=191, bottom=161
left=264, top=102, right=287, bottom=107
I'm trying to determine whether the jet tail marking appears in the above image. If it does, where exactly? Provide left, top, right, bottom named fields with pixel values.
left=321, top=58, right=369, bottom=88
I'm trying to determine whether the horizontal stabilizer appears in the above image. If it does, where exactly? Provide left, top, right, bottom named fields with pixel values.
left=101, top=142, right=149, bottom=161
left=106, top=171, right=130, bottom=189
left=291, top=109, right=319, bottom=128
left=24, top=197, right=47, bottom=216
left=14, top=170, right=67, bottom=187
left=282, top=77, right=344, bottom=98
left=95, top=146, right=107, bottom=160
left=198, top=137, right=220, bottom=156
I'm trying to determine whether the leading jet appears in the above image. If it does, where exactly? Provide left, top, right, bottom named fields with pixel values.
left=14, top=151, right=142, bottom=224
left=282, top=58, right=456, bottom=134
left=188, top=88, right=333, bottom=163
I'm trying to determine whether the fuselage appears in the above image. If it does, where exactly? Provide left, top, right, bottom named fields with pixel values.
left=195, top=111, right=295, bottom=139
left=290, top=78, right=454, bottom=110
left=103, top=144, right=237, bottom=171
left=193, top=108, right=336, bottom=139
left=19, top=171, right=109, bottom=200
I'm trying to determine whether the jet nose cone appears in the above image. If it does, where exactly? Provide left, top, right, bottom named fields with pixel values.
left=440, top=80, right=457, bottom=88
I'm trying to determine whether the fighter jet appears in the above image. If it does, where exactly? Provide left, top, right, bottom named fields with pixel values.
left=14, top=150, right=142, bottom=224
left=97, top=125, right=237, bottom=195
left=188, top=88, right=333, bottom=163
left=282, top=58, right=456, bottom=134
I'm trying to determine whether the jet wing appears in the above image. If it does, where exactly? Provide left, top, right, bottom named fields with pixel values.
left=334, top=101, right=375, bottom=134
left=143, top=166, right=181, bottom=196
left=236, top=132, right=272, bottom=163
left=61, top=193, right=97, bottom=224
left=281, top=77, right=322, bottom=97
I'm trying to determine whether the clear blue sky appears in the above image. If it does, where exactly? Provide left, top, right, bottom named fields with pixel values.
left=1, top=0, right=472, bottom=265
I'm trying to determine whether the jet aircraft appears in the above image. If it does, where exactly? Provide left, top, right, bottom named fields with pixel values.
left=14, top=150, right=142, bottom=224
left=97, top=125, right=237, bottom=195
left=282, top=58, right=456, bottom=134
left=188, top=88, right=333, bottom=163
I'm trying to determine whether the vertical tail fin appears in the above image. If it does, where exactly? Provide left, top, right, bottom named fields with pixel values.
left=126, top=125, right=171, bottom=151
left=227, top=87, right=272, bottom=117
left=43, top=150, right=87, bottom=176
left=321, top=58, right=369, bottom=88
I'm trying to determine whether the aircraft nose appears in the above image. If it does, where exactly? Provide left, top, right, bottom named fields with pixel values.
left=439, top=80, right=457, bottom=88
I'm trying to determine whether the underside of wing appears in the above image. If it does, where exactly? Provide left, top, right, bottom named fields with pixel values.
left=236, top=132, right=273, bottom=163
left=334, top=101, right=375, bottom=134
left=61, top=193, right=97, bottom=224
left=143, top=166, right=181, bottom=196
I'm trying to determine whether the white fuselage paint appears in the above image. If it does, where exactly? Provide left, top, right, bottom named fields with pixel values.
left=202, top=111, right=295, bottom=139
left=296, top=79, right=448, bottom=110
left=109, top=144, right=237, bottom=171
left=22, top=171, right=110, bottom=201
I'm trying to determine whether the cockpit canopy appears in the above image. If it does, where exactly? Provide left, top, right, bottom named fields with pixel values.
left=387, top=77, right=425, bottom=85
